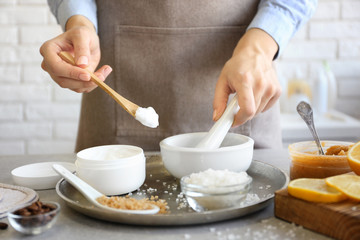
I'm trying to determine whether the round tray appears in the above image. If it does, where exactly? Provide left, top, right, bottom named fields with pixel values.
left=56, top=156, right=288, bottom=225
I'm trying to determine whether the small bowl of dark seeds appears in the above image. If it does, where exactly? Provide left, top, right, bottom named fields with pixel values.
left=7, top=200, right=60, bottom=235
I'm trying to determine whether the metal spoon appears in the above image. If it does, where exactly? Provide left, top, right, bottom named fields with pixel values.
left=296, top=101, right=325, bottom=155
left=52, top=164, right=159, bottom=214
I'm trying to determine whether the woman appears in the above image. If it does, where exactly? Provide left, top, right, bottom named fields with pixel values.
left=41, top=0, right=317, bottom=152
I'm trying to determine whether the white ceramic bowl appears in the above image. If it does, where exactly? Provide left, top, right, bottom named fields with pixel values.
left=160, top=132, right=254, bottom=178
left=75, top=145, right=146, bottom=196
left=11, top=162, right=76, bottom=190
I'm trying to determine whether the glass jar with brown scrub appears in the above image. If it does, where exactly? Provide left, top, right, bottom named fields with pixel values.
left=288, top=141, right=354, bottom=180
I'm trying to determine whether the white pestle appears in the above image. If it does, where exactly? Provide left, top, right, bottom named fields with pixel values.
left=195, top=94, right=240, bottom=149
left=52, top=164, right=159, bottom=215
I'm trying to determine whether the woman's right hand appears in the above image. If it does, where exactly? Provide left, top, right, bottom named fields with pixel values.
left=40, top=15, right=112, bottom=93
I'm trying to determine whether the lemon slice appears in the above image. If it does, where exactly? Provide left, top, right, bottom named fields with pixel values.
left=347, top=141, right=360, bottom=175
left=288, top=178, right=347, bottom=203
left=326, top=174, right=360, bottom=201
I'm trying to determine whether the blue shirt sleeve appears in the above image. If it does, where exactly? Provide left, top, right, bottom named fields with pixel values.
left=47, top=0, right=98, bottom=32
left=248, top=0, right=317, bottom=58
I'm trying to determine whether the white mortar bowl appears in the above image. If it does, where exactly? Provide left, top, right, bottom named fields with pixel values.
left=160, top=132, right=254, bottom=178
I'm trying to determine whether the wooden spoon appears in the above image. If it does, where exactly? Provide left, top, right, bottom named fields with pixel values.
left=59, top=51, right=138, bottom=117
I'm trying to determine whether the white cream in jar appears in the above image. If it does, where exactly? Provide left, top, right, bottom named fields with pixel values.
left=75, top=145, right=145, bottom=195
left=135, top=107, right=159, bottom=128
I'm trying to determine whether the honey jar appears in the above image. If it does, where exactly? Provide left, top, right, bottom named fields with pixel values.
left=288, top=141, right=353, bottom=180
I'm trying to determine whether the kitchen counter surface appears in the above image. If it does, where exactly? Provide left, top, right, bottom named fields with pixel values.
left=0, top=150, right=330, bottom=240
left=281, top=111, right=360, bottom=145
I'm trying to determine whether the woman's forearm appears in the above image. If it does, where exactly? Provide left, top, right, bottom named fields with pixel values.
left=234, top=28, right=278, bottom=61
left=65, top=15, right=96, bottom=31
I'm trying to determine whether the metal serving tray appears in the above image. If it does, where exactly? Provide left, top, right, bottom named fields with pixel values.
left=56, top=155, right=288, bottom=225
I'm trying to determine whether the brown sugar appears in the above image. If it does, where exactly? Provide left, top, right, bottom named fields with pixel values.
left=325, top=145, right=352, bottom=156
left=97, top=195, right=169, bottom=214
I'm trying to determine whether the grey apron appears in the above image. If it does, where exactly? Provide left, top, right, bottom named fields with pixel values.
left=75, top=0, right=282, bottom=152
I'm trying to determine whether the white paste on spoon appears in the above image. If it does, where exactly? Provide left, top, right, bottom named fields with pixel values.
left=135, top=107, right=159, bottom=128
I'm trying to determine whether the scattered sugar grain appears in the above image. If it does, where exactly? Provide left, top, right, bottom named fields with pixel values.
left=175, top=192, right=188, bottom=209
left=239, top=193, right=260, bottom=207
left=177, top=202, right=187, bottom=210
left=227, top=234, right=236, bottom=240
left=209, top=227, right=216, bottom=233
left=146, top=187, right=157, bottom=193
left=265, top=225, right=277, bottom=230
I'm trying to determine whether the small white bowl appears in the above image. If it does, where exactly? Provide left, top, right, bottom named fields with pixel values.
left=160, top=132, right=254, bottom=178
left=75, top=145, right=146, bottom=196
left=11, top=162, right=76, bottom=190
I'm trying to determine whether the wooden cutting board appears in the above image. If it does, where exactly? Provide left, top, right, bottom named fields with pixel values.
left=275, top=188, right=360, bottom=240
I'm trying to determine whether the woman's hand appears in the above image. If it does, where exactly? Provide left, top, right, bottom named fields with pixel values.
left=213, top=28, right=281, bottom=127
left=40, top=15, right=112, bottom=93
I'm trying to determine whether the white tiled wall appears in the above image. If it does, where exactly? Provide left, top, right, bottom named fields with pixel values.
left=0, top=0, right=359, bottom=156
left=278, top=0, right=360, bottom=118
left=0, top=0, right=80, bottom=155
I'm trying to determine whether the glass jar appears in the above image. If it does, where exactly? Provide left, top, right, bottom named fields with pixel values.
left=288, top=141, right=353, bottom=180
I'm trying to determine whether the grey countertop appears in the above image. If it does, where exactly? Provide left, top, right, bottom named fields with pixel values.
left=0, top=150, right=330, bottom=240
